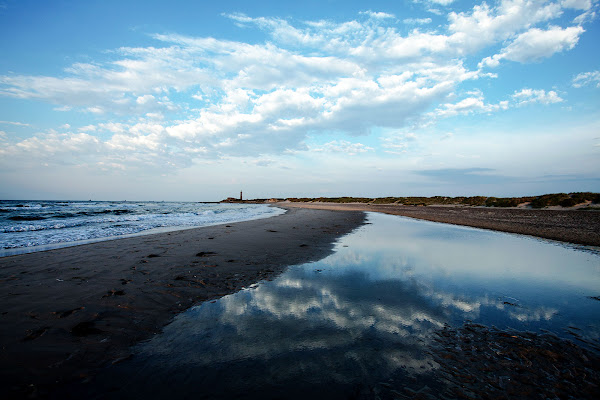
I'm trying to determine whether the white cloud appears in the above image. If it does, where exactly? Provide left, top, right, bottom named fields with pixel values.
left=12, top=132, right=101, bottom=157
left=573, top=70, right=600, bottom=88
left=79, top=125, right=97, bottom=132
left=500, top=25, right=583, bottom=62
left=427, top=8, right=443, bottom=16
left=359, top=10, right=396, bottom=19
left=573, top=8, right=597, bottom=23
left=447, top=0, right=563, bottom=53
left=0, top=3, right=588, bottom=174
left=432, top=90, right=510, bottom=118
left=311, top=140, right=374, bottom=155
left=253, top=159, right=275, bottom=167
left=432, top=86, right=561, bottom=119
left=480, top=25, right=584, bottom=67
left=381, top=131, right=419, bottom=154
left=417, top=0, right=455, bottom=6
left=403, top=18, right=433, bottom=25
left=86, top=106, right=104, bottom=114
left=0, top=46, right=210, bottom=114
left=512, top=88, right=564, bottom=105
left=0, top=120, right=30, bottom=126
left=435, top=96, right=509, bottom=117
left=136, top=94, right=156, bottom=105
left=561, top=0, right=592, bottom=10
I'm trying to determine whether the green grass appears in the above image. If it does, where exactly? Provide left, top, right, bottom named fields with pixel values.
left=286, top=192, right=599, bottom=208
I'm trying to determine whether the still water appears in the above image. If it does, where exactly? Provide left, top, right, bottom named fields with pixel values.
left=95, top=213, right=600, bottom=399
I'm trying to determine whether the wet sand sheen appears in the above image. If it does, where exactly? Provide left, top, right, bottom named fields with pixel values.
left=0, top=207, right=365, bottom=398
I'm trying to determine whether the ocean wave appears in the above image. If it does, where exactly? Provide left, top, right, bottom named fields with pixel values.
left=1, top=222, right=70, bottom=233
left=1, top=202, right=285, bottom=250
left=8, top=215, right=47, bottom=221
left=52, top=209, right=135, bottom=218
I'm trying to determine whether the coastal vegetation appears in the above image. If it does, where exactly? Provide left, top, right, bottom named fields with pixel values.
left=285, top=192, right=600, bottom=209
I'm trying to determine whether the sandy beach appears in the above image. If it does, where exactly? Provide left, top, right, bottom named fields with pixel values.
left=0, top=207, right=365, bottom=398
left=1, top=203, right=599, bottom=398
left=284, top=202, right=600, bottom=247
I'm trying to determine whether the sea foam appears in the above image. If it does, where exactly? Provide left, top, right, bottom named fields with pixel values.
left=0, top=201, right=285, bottom=254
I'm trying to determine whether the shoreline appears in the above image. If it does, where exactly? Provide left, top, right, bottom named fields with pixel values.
left=282, top=202, right=600, bottom=247
left=0, top=207, right=366, bottom=398
left=0, top=210, right=286, bottom=258
left=0, top=201, right=285, bottom=258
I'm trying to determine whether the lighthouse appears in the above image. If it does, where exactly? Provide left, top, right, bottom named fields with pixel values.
left=240, top=191, right=243, bottom=201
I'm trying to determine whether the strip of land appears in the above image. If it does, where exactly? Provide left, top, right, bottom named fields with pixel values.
left=283, top=202, right=600, bottom=247
left=0, top=207, right=365, bottom=399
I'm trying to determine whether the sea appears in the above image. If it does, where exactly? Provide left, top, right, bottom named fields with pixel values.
left=0, top=200, right=285, bottom=256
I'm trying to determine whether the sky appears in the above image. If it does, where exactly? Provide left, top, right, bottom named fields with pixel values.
left=0, top=0, right=599, bottom=201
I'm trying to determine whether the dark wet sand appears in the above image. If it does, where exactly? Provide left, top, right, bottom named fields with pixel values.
left=284, top=202, right=600, bottom=247
left=0, top=207, right=365, bottom=398
left=2, top=204, right=599, bottom=399
left=427, top=324, right=600, bottom=399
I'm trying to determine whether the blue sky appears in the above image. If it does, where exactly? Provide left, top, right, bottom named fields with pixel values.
left=0, top=0, right=599, bottom=201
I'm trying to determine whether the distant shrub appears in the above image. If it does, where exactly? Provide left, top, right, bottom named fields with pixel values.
left=372, top=197, right=401, bottom=204
left=287, top=193, right=599, bottom=207
left=569, top=192, right=599, bottom=204
left=530, top=198, right=546, bottom=208
left=461, top=196, right=487, bottom=206
left=559, top=198, right=577, bottom=207
left=531, top=193, right=570, bottom=208
left=314, top=197, right=372, bottom=203
left=485, top=197, right=497, bottom=207
left=499, top=198, right=522, bottom=207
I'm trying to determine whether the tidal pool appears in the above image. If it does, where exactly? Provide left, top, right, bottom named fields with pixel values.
left=93, top=213, right=600, bottom=399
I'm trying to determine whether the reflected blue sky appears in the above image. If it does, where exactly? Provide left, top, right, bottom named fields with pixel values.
left=94, top=212, right=600, bottom=399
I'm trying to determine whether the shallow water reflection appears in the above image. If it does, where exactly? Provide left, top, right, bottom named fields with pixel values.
left=98, top=213, right=600, bottom=399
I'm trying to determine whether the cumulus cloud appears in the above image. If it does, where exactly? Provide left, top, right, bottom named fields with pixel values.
left=572, top=70, right=600, bottom=88
left=512, top=88, right=564, bottom=105
left=0, top=1, right=588, bottom=172
left=434, top=95, right=509, bottom=117
left=359, top=10, right=396, bottom=19
left=480, top=25, right=584, bottom=68
left=418, top=0, right=456, bottom=6
left=505, top=25, right=582, bottom=62
left=403, top=17, right=433, bottom=24
left=311, top=140, right=374, bottom=155
left=561, top=0, right=592, bottom=10
left=0, top=45, right=210, bottom=115
left=429, top=86, right=561, bottom=121
left=5, top=132, right=101, bottom=162
left=447, top=0, right=563, bottom=53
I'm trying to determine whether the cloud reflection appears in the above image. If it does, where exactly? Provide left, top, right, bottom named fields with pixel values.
left=124, top=212, right=599, bottom=397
